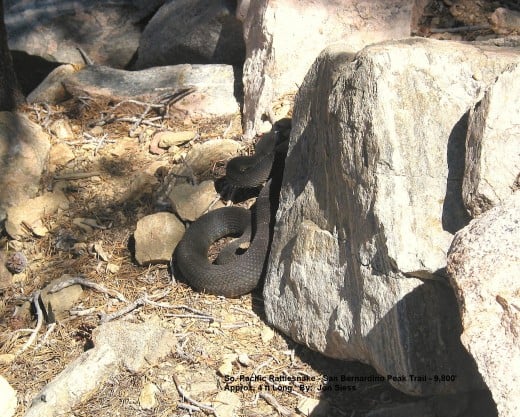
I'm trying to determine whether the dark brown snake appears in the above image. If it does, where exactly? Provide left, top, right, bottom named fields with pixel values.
left=173, top=123, right=289, bottom=297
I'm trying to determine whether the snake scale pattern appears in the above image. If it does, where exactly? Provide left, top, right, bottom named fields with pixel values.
left=173, top=122, right=289, bottom=297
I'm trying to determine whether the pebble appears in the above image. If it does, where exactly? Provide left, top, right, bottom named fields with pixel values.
left=5, top=251, right=28, bottom=274
left=155, top=130, right=197, bottom=148
left=139, top=382, right=159, bottom=410
left=50, top=119, right=75, bottom=141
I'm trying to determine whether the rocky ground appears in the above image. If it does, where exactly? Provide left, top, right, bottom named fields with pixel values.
left=0, top=99, right=414, bottom=417
left=1, top=1, right=518, bottom=416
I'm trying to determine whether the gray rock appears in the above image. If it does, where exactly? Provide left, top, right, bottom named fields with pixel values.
left=5, top=251, right=28, bottom=274
left=24, top=320, right=176, bottom=417
left=5, top=190, right=70, bottom=239
left=242, top=0, right=414, bottom=138
left=491, top=7, right=520, bottom=35
left=49, top=119, right=75, bottom=141
left=264, top=38, right=520, bottom=396
left=135, top=0, right=244, bottom=69
left=40, top=275, right=84, bottom=321
left=462, top=67, right=520, bottom=217
left=134, top=212, right=185, bottom=265
left=0, top=112, right=51, bottom=220
left=168, top=180, right=220, bottom=222
left=448, top=192, right=520, bottom=417
left=5, top=0, right=164, bottom=68
left=62, top=65, right=239, bottom=117
left=48, top=142, right=75, bottom=172
left=155, top=130, right=197, bottom=148
left=181, top=139, right=242, bottom=176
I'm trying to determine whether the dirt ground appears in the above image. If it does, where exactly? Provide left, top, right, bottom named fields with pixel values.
left=0, top=1, right=516, bottom=416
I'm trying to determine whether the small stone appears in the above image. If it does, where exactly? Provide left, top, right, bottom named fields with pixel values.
left=260, top=326, right=275, bottom=344
left=134, top=212, right=185, bottom=265
left=0, top=354, right=16, bottom=365
left=182, top=139, right=242, bottom=176
left=212, top=391, right=241, bottom=417
left=155, top=130, right=197, bottom=148
left=109, top=137, right=137, bottom=157
left=5, top=251, right=28, bottom=274
left=39, top=275, right=84, bottom=321
left=48, top=143, right=75, bottom=170
left=30, top=220, right=49, bottom=237
left=217, top=353, right=237, bottom=376
left=237, top=353, right=252, bottom=367
left=120, top=172, right=157, bottom=202
left=297, top=397, right=326, bottom=416
left=0, top=375, right=17, bottom=417
left=490, top=7, right=520, bottom=35
left=168, top=180, right=220, bottom=222
left=5, top=190, right=69, bottom=239
left=139, top=382, right=159, bottom=410
left=106, top=263, right=120, bottom=274
left=49, top=119, right=75, bottom=141
left=90, top=126, right=104, bottom=136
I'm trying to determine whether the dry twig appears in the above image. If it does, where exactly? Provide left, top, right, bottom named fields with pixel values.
left=259, top=392, right=293, bottom=416
left=17, top=291, right=44, bottom=355
left=430, top=24, right=490, bottom=33
left=100, top=291, right=219, bottom=323
left=53, top=171, right=103, bottom=180
left=172, top=372, right=217, bottom=414
left=47, top=275, right=127, bottom=302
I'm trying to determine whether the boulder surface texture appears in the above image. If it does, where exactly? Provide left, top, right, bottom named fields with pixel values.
left=264, top=37, right=520, bottom=397
left=241, top=0, right=415, bottom=137
left=135, top=0, right=244, bottom=69
left=448, top=192, right=520, bottom=417
left=5, top=0, right=162, bottom=68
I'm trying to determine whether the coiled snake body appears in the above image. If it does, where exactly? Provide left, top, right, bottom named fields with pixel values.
left=173, top=127, right=288, bottom=297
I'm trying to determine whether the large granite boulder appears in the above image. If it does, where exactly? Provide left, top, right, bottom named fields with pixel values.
left=134, top=0, right=245, bottom=69
left=462, top=67, right=520, bottom=216
left=241, top=0, right=415, bottom=138
left=448, top=192, right=520, bottom=417
left=5, top=0, right=164, bottom=68
left=0, top=112, right=50, bottom=222
left=264, top=37, right=520, bottom=398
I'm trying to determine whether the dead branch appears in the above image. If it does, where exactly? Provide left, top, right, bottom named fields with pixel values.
left=53, top=171, right=103, bottom=180
left=100, top=297, right=146, bottom=323
left=100, top=291, right=219, bottom=323
left=47, top=275, right=127, bottom=302
left=172, top=372, right=217, bottom=414
left=164, top=313, right=216, bottom=322
left=76, top=46, right=94, bottom=66
left=36, top=322, right=57, bottom=349
left=259, top=392, right=293, bottom=416
left=17, top=291, right=44, bottom=355
left=430, top=24, right=490, bottom=33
